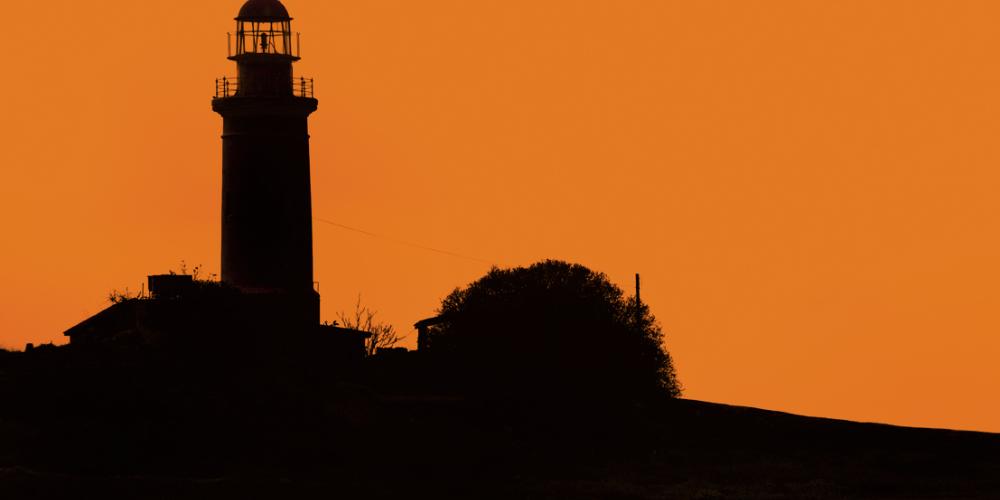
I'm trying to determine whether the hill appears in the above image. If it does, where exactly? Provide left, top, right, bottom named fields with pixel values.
left=1, top=355, right=997, bottom=500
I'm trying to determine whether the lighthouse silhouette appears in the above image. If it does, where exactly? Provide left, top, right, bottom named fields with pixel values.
left=213, top=0, right=320, bottom=326
left=62, top=0, right=372, bottom=352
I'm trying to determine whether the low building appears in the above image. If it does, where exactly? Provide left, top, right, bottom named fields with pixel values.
left=65, top=275, right=370, bottom=361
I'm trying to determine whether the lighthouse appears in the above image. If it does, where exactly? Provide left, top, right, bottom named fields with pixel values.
left=64, top=1, right=372, bottom=352
left=212, top=0, right=319, bottom=326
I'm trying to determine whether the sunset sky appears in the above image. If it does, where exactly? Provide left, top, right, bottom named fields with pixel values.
left=1, top=1, right=998, bottom=432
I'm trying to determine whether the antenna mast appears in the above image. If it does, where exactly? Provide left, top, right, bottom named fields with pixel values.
left=635, top=273, right=642, bottom=326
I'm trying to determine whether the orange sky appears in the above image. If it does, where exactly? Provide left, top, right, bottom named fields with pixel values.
left=1, top=1, right=998, bottom=432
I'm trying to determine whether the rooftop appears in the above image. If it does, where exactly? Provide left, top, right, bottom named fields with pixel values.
left=237, top=0, right=291, bottom=21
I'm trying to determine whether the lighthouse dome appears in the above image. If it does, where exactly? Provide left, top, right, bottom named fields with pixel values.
left=237, top=0, right=291, bottom=21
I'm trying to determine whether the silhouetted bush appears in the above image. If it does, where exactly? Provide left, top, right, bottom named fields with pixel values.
left=425, top=260, right=681, bottom=402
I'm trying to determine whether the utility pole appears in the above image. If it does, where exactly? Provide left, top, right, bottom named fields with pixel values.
left=635, top=273, right=642, bottom=326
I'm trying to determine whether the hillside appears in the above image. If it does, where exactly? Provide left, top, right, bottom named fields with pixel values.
left=1, top=352, right=997, bottom=500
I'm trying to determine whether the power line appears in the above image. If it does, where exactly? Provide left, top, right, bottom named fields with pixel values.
left=313, top=217, right=493, bottom=265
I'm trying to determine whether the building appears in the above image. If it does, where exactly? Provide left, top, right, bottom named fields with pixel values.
left=213, top=0, right=320, bottom=328
left=414, top=314, right=451, bottom=352
left=64, top=0, right=366, bottom=357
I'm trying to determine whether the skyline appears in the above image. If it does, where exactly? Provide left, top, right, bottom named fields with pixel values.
left=1, top=0, right=998, bottom=432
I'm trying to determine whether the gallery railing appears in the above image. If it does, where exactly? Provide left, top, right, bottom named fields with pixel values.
left=214, top=77, right=315, bottom=99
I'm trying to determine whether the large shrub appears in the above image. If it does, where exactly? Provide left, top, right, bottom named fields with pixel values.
left=425, top=260, right=681, bottom=401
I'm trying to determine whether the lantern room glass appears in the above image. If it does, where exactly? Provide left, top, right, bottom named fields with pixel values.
left=234, top=20, right=295, bottom=57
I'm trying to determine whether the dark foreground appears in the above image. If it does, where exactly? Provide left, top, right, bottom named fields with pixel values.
left=0, top=348, right=997, bottom=499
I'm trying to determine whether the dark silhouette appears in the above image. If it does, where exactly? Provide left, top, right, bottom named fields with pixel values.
left=2, top=341, right=999, bottom=499
left=336, top=296, right=406, bottom=357
left=65, top=274, right=370, bottom=361
left=66, top=0, right=328, bottom=350
left=4, top=2, right=999, bottom=498
left=213, top=0, right=318, bottom=326
left=418, top=260, right=681, bottom=402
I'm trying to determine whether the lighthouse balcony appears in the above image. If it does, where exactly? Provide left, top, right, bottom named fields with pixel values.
left=215, top=76, right=314, bottom=99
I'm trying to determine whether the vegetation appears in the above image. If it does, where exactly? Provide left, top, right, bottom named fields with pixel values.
left=170, top=261, right=217, bottom=282
left=107, top=286, right=146, bottom=304
left=426, top=260, right=681, bottom=401
left=6, top=262, right=1000, bottom=499
left=107, top=261, right=219, bottom=304
left=336, top=296, right=406, bottom=357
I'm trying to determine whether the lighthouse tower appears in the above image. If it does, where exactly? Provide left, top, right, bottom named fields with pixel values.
left=212, top=0, right=319, bottom=326
left=63, top=1, right=375, bottom=350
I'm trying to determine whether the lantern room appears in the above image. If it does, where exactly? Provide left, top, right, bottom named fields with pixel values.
left=215, top=0, right=315, bottom=99
left=230, top=0, right=300, bottom=60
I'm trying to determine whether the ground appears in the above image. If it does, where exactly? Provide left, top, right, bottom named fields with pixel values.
left=0, top=347, right=997, bottom=499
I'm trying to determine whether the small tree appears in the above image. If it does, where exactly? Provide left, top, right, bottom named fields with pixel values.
left=337, top=296, right=406, bottom=357
left=426, top=260, right=681, bottom=401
